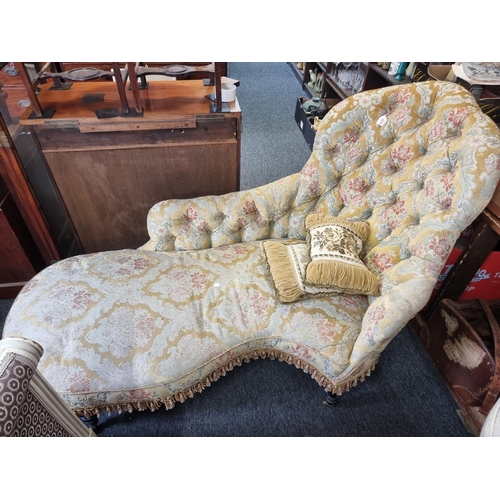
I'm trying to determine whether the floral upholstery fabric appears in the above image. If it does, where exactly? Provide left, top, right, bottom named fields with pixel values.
left=3, top=81, right=500, bottom=416
left=4, top=244, right=369, bottom=415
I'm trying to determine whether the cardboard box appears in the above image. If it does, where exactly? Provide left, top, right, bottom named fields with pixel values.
left=425, top=217, right=500, bottom=305
left=428, top=64, right=457, bottom=82
left=430, top=246, right=500, bottom=303
left=461, top=249, right=500, bottom=300
left=294, top=97, right=341, bottom=150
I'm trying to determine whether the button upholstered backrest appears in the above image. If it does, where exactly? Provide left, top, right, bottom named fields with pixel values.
left=308, top=80, right=500, bottom=290
left=142, top=80, right=500, bottom=284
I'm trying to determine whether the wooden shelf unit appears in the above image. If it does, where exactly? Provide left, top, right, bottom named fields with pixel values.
left=290, top=62, right=416, bottom=148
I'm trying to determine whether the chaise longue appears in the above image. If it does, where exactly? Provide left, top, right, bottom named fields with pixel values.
left=2, top=80, right=500, bottom=424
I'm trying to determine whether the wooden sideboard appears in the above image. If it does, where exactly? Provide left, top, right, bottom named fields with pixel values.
left=19, top=79, right=241, bottom=254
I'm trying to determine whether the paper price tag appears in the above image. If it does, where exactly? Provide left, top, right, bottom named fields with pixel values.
left=377, top=115, right=388, bottom=126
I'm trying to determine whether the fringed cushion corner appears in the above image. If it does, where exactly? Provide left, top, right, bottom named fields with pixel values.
left=304, top=214, right=380, bottom=296
left=262, top=240, right=343, bottom=303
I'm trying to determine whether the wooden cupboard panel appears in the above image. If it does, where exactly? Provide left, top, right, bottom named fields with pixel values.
left=0, top=191, right=39, bottom=296
left=18, top=80, right=241, bottom=255
left=44, top=143, right=239, bottom=253
left=33, top=117, right=238, bottom=151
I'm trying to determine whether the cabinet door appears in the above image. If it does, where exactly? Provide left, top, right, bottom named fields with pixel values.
left=43, top=140, right=239, bottom=253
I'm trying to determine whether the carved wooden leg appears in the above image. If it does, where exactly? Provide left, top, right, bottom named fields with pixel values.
left=323, top=393, right=339, bottom=407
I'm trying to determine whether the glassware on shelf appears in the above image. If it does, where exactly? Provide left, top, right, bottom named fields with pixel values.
left=330, top=62, right=364, bottom=94
left=342, top=62, right=353, bottom=89
left=388, top=62, right=400, bottom=76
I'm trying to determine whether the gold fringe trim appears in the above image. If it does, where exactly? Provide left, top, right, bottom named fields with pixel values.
left=305, top=259, right=380, bottom=296
left=262, top=241, right=303, bottom=303
left=304, top=213, right=379, bottom=296
left=73, top=350, right=378, bottom=418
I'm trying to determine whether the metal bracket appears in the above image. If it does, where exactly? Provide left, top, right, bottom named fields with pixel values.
left=49, top=82, right=73, bottom=90
left=120, top=109, right=143, bottom=118
left=82, top=93, right=105, bottom=103
left=95, top=107, right=144, bottom=119
left=95, top=108, right=120, bottom=119
left=197, top=114, right=225, bottom=123
left=210, top=102, right=231, bottom=113
left=205, top=93, right=231, bottom=113
left=42, top=119, right=79, bottom=129
left=28, top=108, right=56, bottom=119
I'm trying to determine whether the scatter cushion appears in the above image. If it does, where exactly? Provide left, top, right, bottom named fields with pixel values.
left=262, top=240, right=344, bottom=303
left=304, top=213, right=380, bottom=296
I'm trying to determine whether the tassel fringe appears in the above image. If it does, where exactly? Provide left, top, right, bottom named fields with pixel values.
left=262, top=241, right=303, bottom=303
left=305, top=259, right=380, bottom=296
left=74, top=351, right=379, bottom=418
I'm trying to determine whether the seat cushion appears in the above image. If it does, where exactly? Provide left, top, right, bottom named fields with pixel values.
left=3, top=242, right=370, bottom=415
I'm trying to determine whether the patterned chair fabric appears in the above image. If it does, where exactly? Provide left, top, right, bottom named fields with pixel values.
left=3, top=80, right=500, bottom=418
left=0, top=338, right=95, bottom=436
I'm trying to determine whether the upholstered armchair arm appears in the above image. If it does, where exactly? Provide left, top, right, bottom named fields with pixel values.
left=0, top=338, right=95, bottom=437
left=348, top=255, right=442, bottom=371
left=139, top=171, right=324, bottom=252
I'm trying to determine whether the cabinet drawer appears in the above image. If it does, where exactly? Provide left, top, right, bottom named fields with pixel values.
left=32, top=116, right=239, bottom=152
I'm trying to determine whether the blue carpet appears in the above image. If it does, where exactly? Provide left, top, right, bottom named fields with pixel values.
left=227, top=62, right=311, bottom=190
left=95, top=324, right=471, bottom=437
